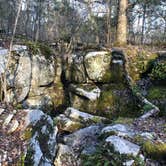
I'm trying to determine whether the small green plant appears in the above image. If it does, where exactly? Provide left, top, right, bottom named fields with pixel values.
left=147, top=86, right=166, bottom=100
left=25, top=41, right=53, bottom=60
left=81, top=143, right=129, bottom=166
left=150, top=62, right=166, bottom=80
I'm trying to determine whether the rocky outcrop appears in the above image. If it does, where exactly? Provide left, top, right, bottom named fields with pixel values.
left=63, top=50, right=137, bottom=117
left=0, top=45, right=64, bottom=111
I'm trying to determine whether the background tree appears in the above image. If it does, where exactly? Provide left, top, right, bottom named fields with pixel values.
left=116, top=0, right=128, bottom=45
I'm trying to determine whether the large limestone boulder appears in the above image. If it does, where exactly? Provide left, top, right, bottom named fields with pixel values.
left=101, top=124, right=135, bottom=138
left=24, top=109, right=57, bottom=166
left=5, top=46, right=31, bottom=103
left=31, top=55, right=55, bottom=87
left=0, top=107, right=57, bottom=166
left=70, top=54, right=87, bottom=83
left=84, top=51, right=112, bottom=82
left=54, top=125, right=102, bottom=166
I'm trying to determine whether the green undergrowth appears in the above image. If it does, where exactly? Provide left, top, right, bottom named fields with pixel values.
left=25, top=41, right=53, bottom=60
left=81, top=142, right=145, bottom=166
left=81, top=143, right=128, bottom=166
left=147, top=86, right=166, bottom=100
left=150, top=61, right=166, bottom=81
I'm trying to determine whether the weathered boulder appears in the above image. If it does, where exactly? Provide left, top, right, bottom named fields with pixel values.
left=0, top=108, right=57, bottom=166
left=24, top=109, right=57, bottom=166
left=70, top=54, right=87, bottom=83
left=4, top=46, right=32, bottom=103
left=64, top=107, right=107, bottom=123
left=69, top=84, right=100, bottom=114
left=63, top=125, right=101, bottom=153
left=54, top=144, right=81, bottom=166
left=101, top=124, right=135, bottom=138
left=105, top=136, right=140, bottom=156
left=55, top=114, right=83, bottom=132
left=63, top=54, right=87, bottom=83
left=0, top=45, right=64, bottom=110
left=84, top=51, right=112, bottom=82
left=55, top=107, right=107, bottom=132
left=31, top=55, right=55, bottom=87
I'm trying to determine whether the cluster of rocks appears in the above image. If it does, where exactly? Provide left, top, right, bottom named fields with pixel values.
left=0, top=45, right=165, bottom=165
left=0, top=45, right=64, bottom=111
left=54, top=107, right=166, bottom=166
left=63, top=50, right=136, bottom=117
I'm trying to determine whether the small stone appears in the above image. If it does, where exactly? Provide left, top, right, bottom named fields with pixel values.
left=8, top=120, right=19, bottom=134
left=3, top=114, right=14, bottom=127
left=123, top=160, right=135, bottom=166
left=140, top=132, right=154, bottom=140
left=0, top=108, right=5, bottom=115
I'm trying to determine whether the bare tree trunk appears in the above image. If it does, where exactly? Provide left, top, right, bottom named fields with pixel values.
left=2, top=0, right=23, bottom=102
left=116, top=0, right=128, bottom=46
left=141, top=4, right=146, bottom=44
left=106, top=0, right=112, bottom=46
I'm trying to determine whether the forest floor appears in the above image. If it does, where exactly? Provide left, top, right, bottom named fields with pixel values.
left=0, top=102, right=27, bottom=165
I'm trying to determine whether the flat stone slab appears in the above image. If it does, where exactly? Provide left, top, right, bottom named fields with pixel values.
left=105, top=136, right=140, bottom=156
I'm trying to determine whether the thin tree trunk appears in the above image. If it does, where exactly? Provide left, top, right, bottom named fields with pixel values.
left=2, top=0, right=23, bottom=102
left=141, top=5, right=146, bottom=44
left=106, top=0, right=112, bottom=45
left=116, top=0, right=128, bottom=46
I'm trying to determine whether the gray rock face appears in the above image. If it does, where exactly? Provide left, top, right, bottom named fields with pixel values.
left=0, top=108, right=57, bottom=166
left=6, top=49, right=31, bottom=102
left=63, top=125, right=101, bottom=153
left=65, top=107, right=106, bottom=123
left=101, top=124, right=135, bottom=137
left=84, top=51, right=111, bottom=82
left=31, top=55, right=55, bottom=87
left=24, top=109, right=57, bottom=166
left=54, top=125, right=102, bottom=166
left=54, top=144, right=81, bottom=166
left=0, top=45, right=64, bottom=110
left=55, top=114, right=83, bottom=132
left=70, top=54, right=87, bottom=83
left=68, top=84, right=100, bottom=114
left=55, top=107, right=107, bottom=132
left=105, top=136, right=140, bottom=156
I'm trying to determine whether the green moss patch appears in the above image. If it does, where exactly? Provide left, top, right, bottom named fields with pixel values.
left=147, top=86, right=166, bottom=100
left=143, top=141, right=166, bottom=160
left=25, top=41, right=53, bottom=60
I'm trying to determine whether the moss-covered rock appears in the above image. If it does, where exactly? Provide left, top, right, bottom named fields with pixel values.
left=84, top=51, right=112, bottom=83
left=97, top=84, right=138, bottom=118
left=125, top=46, right=158, bottom=82
left=143, top=141, right=166, bottom=160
